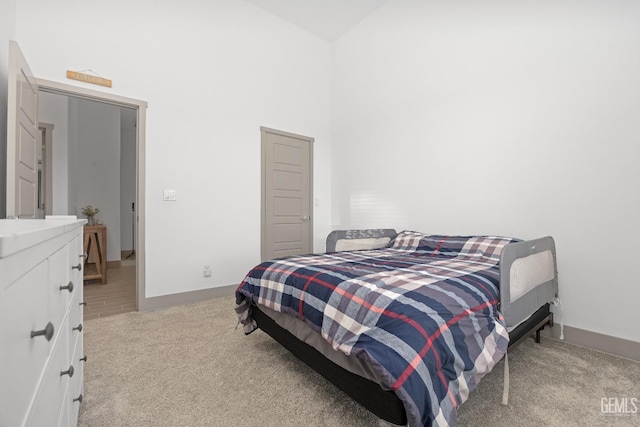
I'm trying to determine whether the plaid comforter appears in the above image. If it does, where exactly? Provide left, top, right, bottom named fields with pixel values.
left=235, top=231, right=513, bottom=427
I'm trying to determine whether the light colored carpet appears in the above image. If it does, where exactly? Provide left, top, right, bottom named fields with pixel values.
left=78, top=296, right=640, bottom=427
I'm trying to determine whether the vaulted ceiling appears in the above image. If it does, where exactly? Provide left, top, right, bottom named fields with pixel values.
left=244, top=0, right=389, bottom=42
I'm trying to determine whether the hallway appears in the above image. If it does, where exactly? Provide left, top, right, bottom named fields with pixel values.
left=83, top=255, right=136, bottom=320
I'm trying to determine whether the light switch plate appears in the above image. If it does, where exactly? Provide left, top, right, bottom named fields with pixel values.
left=163, top=189, right=176, bottom=201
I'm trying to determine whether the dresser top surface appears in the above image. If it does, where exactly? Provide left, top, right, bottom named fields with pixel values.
left=0, top=219, right=86, bottom=258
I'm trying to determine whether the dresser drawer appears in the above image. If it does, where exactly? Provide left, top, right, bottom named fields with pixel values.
left=68, top=287, right=83, bottom=359
left=49, top=245, right=71, bottom=329
left=25, top=316, right=70, bottom=427
left=68, top=235, right=84, bottom=289
left=69, top=331, right=84, bottom=423
left=0, top=261, right=49, bottom=427
left=58, top=385, right=71, bottom=427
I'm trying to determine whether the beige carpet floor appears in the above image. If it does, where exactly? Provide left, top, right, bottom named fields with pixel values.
left=78, top=296, right=640, bottom=427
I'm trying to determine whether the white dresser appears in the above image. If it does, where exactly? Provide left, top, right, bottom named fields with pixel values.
left=0, top=219, right=86, bottom=427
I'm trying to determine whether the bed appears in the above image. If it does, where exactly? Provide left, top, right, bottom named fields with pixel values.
left=235, top=229, right=558, bottom=427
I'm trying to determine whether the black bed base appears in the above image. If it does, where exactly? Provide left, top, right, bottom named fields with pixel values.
left=252, top=303, right=553, bottom=426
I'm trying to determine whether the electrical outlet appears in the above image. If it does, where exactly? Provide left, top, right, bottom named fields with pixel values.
left=203, top=264, right=212, bottom=277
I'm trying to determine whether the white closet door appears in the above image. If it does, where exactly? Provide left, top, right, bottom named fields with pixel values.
left=7, top=40, right=39, bottom=219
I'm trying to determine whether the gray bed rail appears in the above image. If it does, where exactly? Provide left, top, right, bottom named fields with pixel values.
left=499, top=236, right=558, bottom=328
left=326, top=229, right=397, bottom=252
left=325, top=229, right=558, bottom=329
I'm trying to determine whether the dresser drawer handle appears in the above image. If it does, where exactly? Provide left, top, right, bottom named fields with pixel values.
left=72, top=263, right=82, bottom=271
left=80, top=253, right=88, bottom=259
left=73, top=394, right=83, bottom=404
left=59, top=281, right=74, bottom=293
left=31, top=322, right=54, bottom=341
left=60, top=365, right=75, bottom=377
left=80, top=355, right=88, bottom=362
left=80, top=301, right=87, bottom=307
left=73, top=323, right=83, bottom=333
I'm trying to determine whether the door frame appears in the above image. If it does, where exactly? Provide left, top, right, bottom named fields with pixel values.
left=36, top=77, right=148, bottom=311
left=38, top=122, right=54, bottom=217
left=260, top=126, right=314, bottom=261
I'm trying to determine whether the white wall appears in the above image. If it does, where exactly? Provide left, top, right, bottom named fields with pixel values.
left=6, top=0, right=638, bottom=344
left=38, top=91, right=69, bottom=214
left=14, top=0, right=332, bottom=297
left=333, top=0, right=640, bottom=343
left=69, top=97, right=122, bottom=262
left=0, top=0, right=17, bottom=218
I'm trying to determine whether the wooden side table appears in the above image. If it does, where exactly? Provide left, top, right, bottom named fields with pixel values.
left=83, top=225, right=107, bottom=284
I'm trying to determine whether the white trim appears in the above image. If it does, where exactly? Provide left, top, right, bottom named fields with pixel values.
left=36, top=78, right=148, bottom=108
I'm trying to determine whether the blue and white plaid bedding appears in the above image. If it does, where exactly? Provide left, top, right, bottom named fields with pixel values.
left=236, top=231, right=514, bottom=427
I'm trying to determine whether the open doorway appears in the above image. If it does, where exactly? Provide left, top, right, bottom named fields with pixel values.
left=36, top=79, right=147, bottom=316
left=38, top=90, right=139, bottom=318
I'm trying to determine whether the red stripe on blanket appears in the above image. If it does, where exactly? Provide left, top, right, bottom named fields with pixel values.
left=391, top=299, right=497, bottom=394
left=299, top=271, right=323, bottom=320
left=429, top=237, right=448, bottom=256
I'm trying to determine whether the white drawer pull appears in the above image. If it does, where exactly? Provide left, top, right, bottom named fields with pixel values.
left=31, top=322, right=54, bottom=341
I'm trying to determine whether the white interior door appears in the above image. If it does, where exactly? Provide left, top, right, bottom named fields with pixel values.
left=262, top=127, right=313, bottom=261
left=6, top=41, right=39, bottom=219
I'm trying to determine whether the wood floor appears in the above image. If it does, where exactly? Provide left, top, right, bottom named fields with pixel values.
left=83, top=255, right=136, bottom=320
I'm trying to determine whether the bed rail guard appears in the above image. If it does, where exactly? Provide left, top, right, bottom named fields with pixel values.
left=326, top=229, right=397, bottom=252
left=499, top=236, right=558, bottom=328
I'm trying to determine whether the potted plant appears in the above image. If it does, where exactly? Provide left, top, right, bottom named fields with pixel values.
left=82, top=205, right=100, bottom=226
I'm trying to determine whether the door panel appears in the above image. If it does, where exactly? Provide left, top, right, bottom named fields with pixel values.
left=7, top=41, right=39, bottom=218
left=274, top=170, right=302, bottom=191
left=274, top=197, right=301, bottom=216
left=273, top=142, right=302, bottom=165
left=262, top=128, right=313, bottom=261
